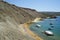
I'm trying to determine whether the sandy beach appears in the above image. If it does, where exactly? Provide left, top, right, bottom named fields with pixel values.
left=23, top=23, right=43, bottom=40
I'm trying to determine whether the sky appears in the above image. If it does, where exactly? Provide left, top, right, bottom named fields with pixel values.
left=4, top=0, right=60, bottom=12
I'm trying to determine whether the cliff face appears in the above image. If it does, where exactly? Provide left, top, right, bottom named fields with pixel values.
left=0, top=1, right=43, bottom=24
left=0, top=1, right=43, bottom=40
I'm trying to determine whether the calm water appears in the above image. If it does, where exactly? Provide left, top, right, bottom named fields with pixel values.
left=29, top=16, right=60, bottom=40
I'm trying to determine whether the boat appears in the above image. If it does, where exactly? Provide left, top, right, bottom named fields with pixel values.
left=36, top=24, right=41, bottom=28
left=50, top=23, right=53, bottom=25
left=51, top=26, right=54, bottom=28
left=44, top=31, right=54, bottom=36
left=48, top=28, right=53, bottom=30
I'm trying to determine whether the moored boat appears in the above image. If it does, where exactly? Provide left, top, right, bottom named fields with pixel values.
left=36, top=24, right=41, bottom=28
left=44, top=31, right=54, bottom=36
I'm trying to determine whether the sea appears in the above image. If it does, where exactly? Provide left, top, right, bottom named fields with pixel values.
left=29, top=16, right=60, bottom=40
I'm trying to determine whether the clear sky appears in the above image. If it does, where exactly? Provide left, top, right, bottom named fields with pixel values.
left=5, top=0, right=60, bottom=12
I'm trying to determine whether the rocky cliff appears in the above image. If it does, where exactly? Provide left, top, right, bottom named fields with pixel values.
left=0, top=0, right=43, bottom=40
left=0, top=1, right=43, bottom=24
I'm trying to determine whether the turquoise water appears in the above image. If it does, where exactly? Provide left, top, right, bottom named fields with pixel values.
left=29, top=16, right=60, bottom=40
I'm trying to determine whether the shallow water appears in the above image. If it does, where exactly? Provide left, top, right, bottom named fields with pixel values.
left=29, top=16, right=60, bottom=40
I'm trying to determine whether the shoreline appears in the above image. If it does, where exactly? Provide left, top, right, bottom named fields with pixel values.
left=23, top=23, right=43, bottom=40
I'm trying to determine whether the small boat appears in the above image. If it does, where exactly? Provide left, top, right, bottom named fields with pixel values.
left=51, top=26, right=54, bottom=28
left=48, top=28, right=53, bottom=30
left=50, top=23, right=53, bottom=25
left=44, top=31, right=54, bottom=36
left=36, top=24, right=41, bottom=28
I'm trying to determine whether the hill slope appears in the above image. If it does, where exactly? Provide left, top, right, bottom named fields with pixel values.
left=0, top=1, right=43, bottom=24
left=0, top=0, right=43, bottom=40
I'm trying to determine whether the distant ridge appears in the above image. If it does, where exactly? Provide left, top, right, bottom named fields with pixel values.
left=39, top=12, right=60, bottom=17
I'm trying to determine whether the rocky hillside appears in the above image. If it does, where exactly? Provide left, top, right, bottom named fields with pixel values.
left=0, top=0, right=43, bottom=24
left=0, top=0, right=43, bottom=40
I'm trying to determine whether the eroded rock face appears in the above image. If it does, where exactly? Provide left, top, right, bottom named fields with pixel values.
left=0, top=15, right=35, bottom=40
left=0, top=1, right=42, bottom=40
left=0, top=1, right=42, bottom=24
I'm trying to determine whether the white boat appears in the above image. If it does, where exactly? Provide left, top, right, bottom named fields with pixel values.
left=36, top=24, right=41, bottom=28
left=44, top=31, right=54, bottom=36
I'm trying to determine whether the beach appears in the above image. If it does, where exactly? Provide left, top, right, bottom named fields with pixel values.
left=24, top=23, right=43, bottom=40
left=19, top=22, right=43, bottom=40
